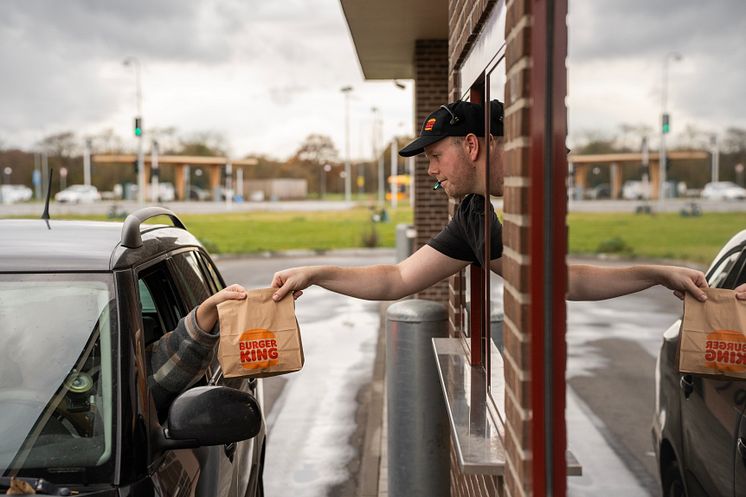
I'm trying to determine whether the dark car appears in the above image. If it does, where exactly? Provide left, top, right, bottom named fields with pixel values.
left=0, top=207, right=265, bottom=496
left=653, top=228, right=746, bottom=497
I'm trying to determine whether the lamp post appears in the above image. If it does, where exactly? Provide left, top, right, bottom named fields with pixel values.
left=123, top=56, right=145, bottom=204
left=659, top=51, right=681, bottom=209
left=710, top=134, right=720, bottom=183
left=341, top=86, right=353, bottom=202
left=372, top=107, right=384, bottom=205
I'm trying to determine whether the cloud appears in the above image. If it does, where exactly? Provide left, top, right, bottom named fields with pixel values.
left=568, top=0, right=746, bottom=144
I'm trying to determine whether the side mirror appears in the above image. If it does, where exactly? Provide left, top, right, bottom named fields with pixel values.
left=156, top=386, right=262, bottom=450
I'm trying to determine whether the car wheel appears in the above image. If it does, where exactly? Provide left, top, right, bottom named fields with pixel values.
left=663, top=460, right=686, bottom=497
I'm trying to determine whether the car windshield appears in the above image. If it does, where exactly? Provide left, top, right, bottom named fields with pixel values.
left=0, top=273, right=115, bottom=478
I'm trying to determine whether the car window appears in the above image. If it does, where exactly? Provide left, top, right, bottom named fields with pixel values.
left=195, top=251, right=224, bottom=293
left=707, top=249, right=745, bottom=289
left=0, top=274, right=115, bottom=477
left=137, top=262, right=186, bottom=345
left=170, top=252, right=212, bottom=308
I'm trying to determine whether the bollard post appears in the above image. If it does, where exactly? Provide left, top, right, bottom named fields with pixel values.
left=386, top=300, right=449, bottom=497
left=394, top=223, right=415, bottom=263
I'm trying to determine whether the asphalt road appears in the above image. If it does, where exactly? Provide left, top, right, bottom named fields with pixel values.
left=566, top=273, right=692, bottom=497
left=217, top=252, right=695, bottom=497
left=216, top=251, right=392, bottom=497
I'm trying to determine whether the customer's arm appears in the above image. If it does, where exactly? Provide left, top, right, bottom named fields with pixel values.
left=148, top=285, right=247, bottom=412
left=271, top=245, right=469, bottom=301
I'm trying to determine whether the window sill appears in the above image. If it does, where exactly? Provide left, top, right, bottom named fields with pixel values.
left=432, top=337, right=582, bottom=476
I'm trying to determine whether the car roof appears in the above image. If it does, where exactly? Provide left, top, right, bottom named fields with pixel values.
left=0, top=217, right=203, bottom=272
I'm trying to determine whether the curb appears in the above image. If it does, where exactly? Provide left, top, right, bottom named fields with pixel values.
left=358, top=302, right=389, bottom=497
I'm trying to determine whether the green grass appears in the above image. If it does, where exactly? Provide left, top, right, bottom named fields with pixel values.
left=52, top=207, right=415, bottom=254
left=34, top=208, right=744, bottom=264
left=567, top=212, right=744, bottom=264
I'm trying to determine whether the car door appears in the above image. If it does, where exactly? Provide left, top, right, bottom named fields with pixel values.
left=680, top=247, right=746, bottom=497
left=191, top=250, right=264, bottom=497
left=736, top=404, right=746, bottom=497
left=136, top=258, right=202, bottom=497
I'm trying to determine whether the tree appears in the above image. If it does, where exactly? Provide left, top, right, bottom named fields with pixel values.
left=281, top=134, right=340, bottom=196
left=177, top=131, right=228, bottom=156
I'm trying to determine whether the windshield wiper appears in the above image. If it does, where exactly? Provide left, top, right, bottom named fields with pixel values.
left=0, top=476, right=71, bottom=496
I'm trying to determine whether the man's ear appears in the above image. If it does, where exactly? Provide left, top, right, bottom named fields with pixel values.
left=464, top=133, right=480, bottom=161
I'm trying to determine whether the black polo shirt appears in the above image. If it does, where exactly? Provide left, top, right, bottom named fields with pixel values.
left=427, top=194, right=503, bottom=267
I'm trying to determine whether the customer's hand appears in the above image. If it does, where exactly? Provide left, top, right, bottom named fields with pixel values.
left=196, top=284, right=248, bottom=331
left=736, top=283, right=746, bottom=300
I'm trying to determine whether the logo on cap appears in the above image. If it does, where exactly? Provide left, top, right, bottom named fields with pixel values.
left=424, top=118, right=436, bottom=132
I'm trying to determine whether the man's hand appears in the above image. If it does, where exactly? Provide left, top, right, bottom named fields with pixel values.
left=271, top=267, right=311, bottom=302
left=196, top=284, right=248, bottom=332
left=735, top=283, right=746, bottom=300
left=660, top=266, right=708, bottom=301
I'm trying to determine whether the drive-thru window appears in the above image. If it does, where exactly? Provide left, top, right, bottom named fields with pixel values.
left=342, top=0, right=572, bottom=495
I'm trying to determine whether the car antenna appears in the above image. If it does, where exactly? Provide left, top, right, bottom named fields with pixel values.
left=41, top=168, right=53, bottom=227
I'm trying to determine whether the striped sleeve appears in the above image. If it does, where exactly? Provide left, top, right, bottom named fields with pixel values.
left=147, top=306, right=219, bottom=413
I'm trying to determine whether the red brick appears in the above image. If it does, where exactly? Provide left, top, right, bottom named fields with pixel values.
left=503, top=184, right=528, bottom=215
left=502, top=220, right=529, bottom=253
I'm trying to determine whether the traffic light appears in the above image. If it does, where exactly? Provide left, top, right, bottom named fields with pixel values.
left=662, top=113, right=670, bottom=134
left=134, top=116, right=143, bottom=137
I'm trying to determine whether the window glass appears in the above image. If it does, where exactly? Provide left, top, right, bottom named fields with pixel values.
left=137, top=262, right=186, bottom=345
left=487, top=55, right=506, bottom=397
left=708, top=250, right=743, bottom=289
left=171, top=251, right=211, bottom=306
left=0, top=273, right=114, bottom=477
left=195, top=251, right=223, bottom=293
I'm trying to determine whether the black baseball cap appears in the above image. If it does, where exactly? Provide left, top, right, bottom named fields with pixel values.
left=488, top=99, right=504, bottom=137
left=398, top=101, right=485, bottom=157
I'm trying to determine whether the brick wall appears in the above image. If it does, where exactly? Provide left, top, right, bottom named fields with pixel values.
left=450, top=442, right=503, bottom=497
left=503, top=0, right=569, bottom=496
left=502, top=0, right=534, bottom=494
left=413, top=39, right=450, bottom=304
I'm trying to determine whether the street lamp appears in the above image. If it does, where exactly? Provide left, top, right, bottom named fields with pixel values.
left=123, top=56, right=145, bottom=204
left=659, top=51, right=682, bottom=209
left=341, top=86, right=353, bottom=202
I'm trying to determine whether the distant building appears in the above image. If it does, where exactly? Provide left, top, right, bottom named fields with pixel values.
left=245, top=178, right=307, bottom=201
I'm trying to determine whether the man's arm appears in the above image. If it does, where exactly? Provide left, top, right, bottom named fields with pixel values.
left=272, top=245, right=469, bottom=301
left=567, top=264, right=708, bottom=301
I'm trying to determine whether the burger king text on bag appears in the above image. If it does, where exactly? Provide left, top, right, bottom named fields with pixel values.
left=217, top=288, right=304, bottom=378
left=679, top=287, right=746, bottom=380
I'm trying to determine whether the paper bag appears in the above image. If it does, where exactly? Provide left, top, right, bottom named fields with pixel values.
left=217, top=288, right=304, bottom=378
left=678, top=287, right=746, bottom=379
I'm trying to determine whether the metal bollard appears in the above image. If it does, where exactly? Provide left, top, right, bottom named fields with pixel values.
left=394, top=223, right=415, bottom=262
left=386, top=300, right=450, bottom=497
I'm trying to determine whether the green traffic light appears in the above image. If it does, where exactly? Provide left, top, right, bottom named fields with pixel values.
left=662, top=123, right=670, bottom=134
left=135, top=128, right=142, bottom=137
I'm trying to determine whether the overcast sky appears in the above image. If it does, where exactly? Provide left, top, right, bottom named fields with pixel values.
left=1, top=0, right=744, bottom=161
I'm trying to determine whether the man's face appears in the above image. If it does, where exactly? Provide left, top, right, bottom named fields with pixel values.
left=423, top=137, right=475, bottom=197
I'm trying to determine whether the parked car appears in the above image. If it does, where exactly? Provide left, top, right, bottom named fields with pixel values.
left=189, top=185, right=210, bottom=201
left=653, top=228, right=746, bottom=497
left=0, top=184, right=33, bottom=204
left=0, top=207, right=266, bottom=496
left=622, top=180, right=649, bottom=200
left=156, top=182, right=176, bottom=202
left=701, top=181, right=746, bottom=201
left=585, top=183, right=610, bottom=200
left=55, top=184, right=102, bottom=203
